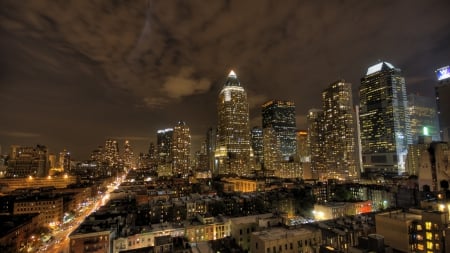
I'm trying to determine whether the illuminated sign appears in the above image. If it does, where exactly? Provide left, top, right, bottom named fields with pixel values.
left=436, top=66, right=450, bottom=81
left=423, top=126, right=429, bottom=136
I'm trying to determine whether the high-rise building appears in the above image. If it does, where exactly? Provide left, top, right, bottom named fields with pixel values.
left=408, top=93, right=440, bottom=143
left=104, top=139, right=120, bottom=166
left=262, top=100, right=297, bottom=161
left=58, top=149, right=71, bottom=171
left=171, top=121, right=191, bottom=177
left=122, top=140, right=135, bottom=170
left=262, top=127, right=280, bottom=173
left=194, top=141, right=209, bottom=173
left=359, top=61, right=411, bottom=176
left=322, top=80, right=358, bottom=179
left=251, top=127, right=264, bottom=168
left=157, top=128, right=173, bottom=164
left=296, top=130, right=309, bottom=163
left=307, top=109, right=325, bottom=180
left=435, top=65, right=450, bottom=142
left=214, top=70, right=253, bottom=176
left=206, top=128, right=216, bottom=175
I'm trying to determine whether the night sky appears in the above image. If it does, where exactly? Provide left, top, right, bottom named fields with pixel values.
left=1, top=0, right=449, bottom=160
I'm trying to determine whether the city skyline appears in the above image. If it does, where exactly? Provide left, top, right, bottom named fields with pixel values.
left=1, top=1, right=449, bottom=159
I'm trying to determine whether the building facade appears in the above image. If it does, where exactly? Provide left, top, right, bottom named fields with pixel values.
left=435, top=66, right=450, bottom=142
left=6, top=145, right=50, bottom=178
left=251, top=127, right=264, bottom=169
left=408, top=93, right=441, bottom=143
left=262, top=100, right=297, bottom=161
left=157, top=128, right=174, bottom=166
left=359, top=61, right=411, bottom=177
left=307, top=109, right=325, bottom=180
left=171, top=121, right=191, bottom=177
left=322, top=80, right=358, bottom=180
left=215, top=70, right=253, bottom=176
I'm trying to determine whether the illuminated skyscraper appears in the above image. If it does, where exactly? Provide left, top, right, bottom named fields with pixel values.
left=215, top=70, right=252, bottom=176
left=435, top=65, right=450, bottom=142
left=359, top=61, right=411, bottom=176
left=157, top=128, right=173, bottom=164
left=296, top=130, right=309, bottom=163
left=307, top=109, right=325, bottom=179
left=407, top=93, right=440, bottom=143
left=122, top=140, right=135, bottom=170
left=104, top=139, right=120, bottom=166
left=322, top=80, right=358, bottom=179
left=171, top=121, right=191, bottom=176
left=262, top=100, right=297, bottom=161
left=263, top=127, right=281, bottom=173
left=251, top=127, right=264, bottom=168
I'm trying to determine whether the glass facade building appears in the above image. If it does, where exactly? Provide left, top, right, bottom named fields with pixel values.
left=262, top=100, right=297, bottom=161
left=359, top=61, right=411, bottom=176
left=407, top=93, right=440, bottom=143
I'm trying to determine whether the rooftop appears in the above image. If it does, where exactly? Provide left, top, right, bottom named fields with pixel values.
left=366, top=61, right=395, bottom=75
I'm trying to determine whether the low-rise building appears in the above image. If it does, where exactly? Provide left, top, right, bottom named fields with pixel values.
left=250, top=226, right=322, bottom=253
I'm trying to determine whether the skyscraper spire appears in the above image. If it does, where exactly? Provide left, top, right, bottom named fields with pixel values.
left=224, top=69, right=240, bottom=87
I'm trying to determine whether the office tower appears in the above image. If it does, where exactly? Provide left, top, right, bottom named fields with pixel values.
left=157, top=128, right=173, bottom=164
left=251, top=127, right=264, bottom=168
left=194, top=141, right=209, bottom=173
left=104, top=139, right=120, bottom=166
left=435, top=65, right=450, bottom=142
left=408, top=93, right=440, bottom=143
left=6, top=145, right=50, bottom=177
left=122, top=140, right=135, bottom=170
left=262, top=100, right=297, bottom=161
left=307, top=109, right=325, bottom=180
left=296, top=130, right=309, bottom=163
left=322, top=80, right=358, bottom=179
left=58, top=149, right=71, bottom=171
left=262, top=127, right=280, bottom=172
left=359, top=61, right=411, bottom=176
left=215, top=70, right=252, bottom=176
left=171, top=121, right=191, bottom=176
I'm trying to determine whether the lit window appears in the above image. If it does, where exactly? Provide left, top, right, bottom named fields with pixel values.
left=427, top=241, right=433, bottom=250
left=425, top=222, right=431, bottom=230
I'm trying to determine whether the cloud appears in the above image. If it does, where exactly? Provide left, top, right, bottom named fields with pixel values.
left=0, top=131, right=41, bottom=138
left=162, top=67, right=211, bottom=98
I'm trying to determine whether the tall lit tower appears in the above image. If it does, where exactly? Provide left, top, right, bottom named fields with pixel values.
left=251, top=127, right=264, bottom=168
left=307, top=109, right=325, bottom=179
left=359, top=61, right=411, bottom=176
left=322, top=80, right=358, bottom=179
left=262, top=100, right=297, bottom=161
left=104, top=139, right=120, bottom=166
left=215, top=70, right=252, bottom=176
left=122, top=140, right=135, bottom=170
left=171, top=121, right=191, bottom=176
left=157, top=128, right=173, bottom=164
left=435, top=65, right=450, bottom=142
